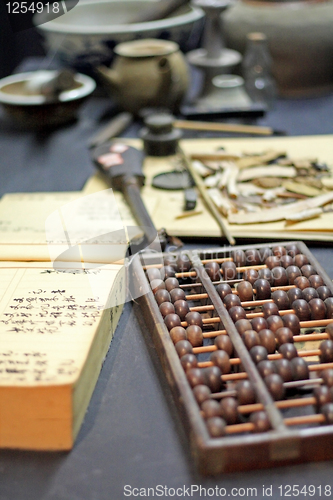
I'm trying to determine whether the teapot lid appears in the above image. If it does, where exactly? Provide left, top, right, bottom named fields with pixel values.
left=114, top=39, right=179, bottom=58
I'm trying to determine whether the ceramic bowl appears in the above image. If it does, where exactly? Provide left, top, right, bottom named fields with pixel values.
left=34, top=0, right=204, bottom=70
left=0, top=70, right=96, bottom=128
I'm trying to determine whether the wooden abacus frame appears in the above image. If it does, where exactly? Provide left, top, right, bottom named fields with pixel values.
left=132, top=241, right=333, bottom=475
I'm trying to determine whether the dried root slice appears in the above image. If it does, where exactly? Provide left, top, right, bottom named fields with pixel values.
left=283, top=181, right=323, bottom=197
left=237, top=165, right=296, bottom=182
left=285, top=207, right=323, bottom=223
left=208, top=188, right=236, bottom=216
left=236, top=150, right=286, bottom=170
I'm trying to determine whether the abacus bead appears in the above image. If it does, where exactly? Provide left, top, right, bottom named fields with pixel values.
left=164, top=255, right=177, bottom=268
left=301, top=264, right=317, bottom=278
left=257, top=359, right=277, bottom=378
left=271, top=267, right=288, bottom=287
left=236, top=281, right=253, bottom=302
left=186, top=367, right=205, bottom=388
left=280, top=254, right=294, bottom=268
left=170, top=288, right=186, bottom=303
left=155, top=288, right=171, bottom=306
left=201, top=399, right=221, bottom=419
left=204, top=261, right=221, bottom=281
left=181, top=353, right=198, bottom=371
left=250, top=411, right=271, bottom=433
left=235, top=319, right=252, bottom=335
left=287, top=287, right=303, bottom=304
left=309, top=298, right=326, bottom=320
left=259, top=246, right=273, bottom=263
left=285, top=243, right=300, bottom=257
left=326, top=323, right=333, bottom=340
left=249, top=345, right=268, bottom=364
left=259, top=329, right=276, bottom=354
left=302, top=287, right=319, bottom=302
left=223, top=293, right=241, bottom=310
left=265, top=255, right=281, bottom=269
left=274, top=358, right=293, bottom=382
left=162, top=265, right=176, bottom=279
left=206, top=417, right=226, bottom=437
left=324, top=297, right=333, bottom=318
left=321, top=403, right=333, bottom=425
left=308, top=275, right=325, bottom=290
left=254, top=279, right=271, bottom=300
left=151, top=279, right=166, bottom=293
left=271, top=290, right=290, bottom=310
left=186, top=325, right=203, bottom=347
left=276, top=327, right=294, bottom=347
left=243, top=268, right=259, bottom=285
left=210, top=350, right=231, bottom=374
left=176, top=254, right=191, bottom=273
left=242, top=330, right=260, bottom=350
left=175, top=340, right=193, bottom=358
left=294, top=253, right=309, bottom=268
left=317, top=286, right=332, bottom=301
left=291, top=357, right=309, bottom=381
left=266, top=315, right=284, bottom=333
left=164, top=277, right=179, bottom=292
left=146, top=267, right=161, bottom=282
left=193, top=384, right=211, bottom=405
left=272, top=245, right=287, bottom=258
left=231, top=249, right=246, bottom=267
left=251, top=317, right=268, bottom=333
left=214, top=335, right=233, bottom=356
left=221, top=261, right=237, bottom=281
left=320, top=339, right=333, bottom=363
left=262, top=302, right=279, bottom=318
left=216, top=283, right=232, bottom=300
left=286, top=265, right=302, bottom=285
left=204, top=366, right=222, bottom=392
left=321, top=368, right=333, bottom=387
left=282, top=313, right=300, bottom=335
left=164, top=313, right=182, bottom=331
left=229, top=305, right=247, bottom=323
left=185, top=311, right=203, bottom=328
left=159, top=301, right=175, bottom=318
left=174, top=299, right=190, bottom=320
left=314, top=386, right=332, bottom=412
left=294, top=275, right=310, bottom=290
left=264, top=373, right=285, bottom=400
left=278, top=343, right=298, bottom=360
left=220, top=397, right=239, bottom=425
left=292, top=299, right=311, bottom=321
left=245, top=248, right=261, bottom=265
left=258, top=268, right=274, bottom=285
left=170, top=326, right=187, bottom=344
left=236, top=380, right=256, bottom=405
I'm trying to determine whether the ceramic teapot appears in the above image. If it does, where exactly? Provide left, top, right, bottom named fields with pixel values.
left=97, top=39, right=189, bottom=114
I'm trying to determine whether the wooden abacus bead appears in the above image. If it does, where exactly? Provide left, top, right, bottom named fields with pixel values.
left=278, top=343, right=298, bottom=360
left=276, top=327, right=294, bottom=347
left=220, top=397, right=239, bottom=425
left=264, top=373, right=285, bottom=400
left=204, top=261, right=221, bottom=281
left=163, top=255, right=177, bottom=269
left=242, top=330, right=260, bottom=350
left=254, top=279, right=271, bottom=300
left=272, top=245, right=287, bottom=258
left=302, top=287, right=319, bottom=302
left=294, top=253, right=309, bottom=268
left=174, top=299, right=190, bottom=320
left=186, top=325, right=203, bottom=347
left=206, top=417, right=227, bottom=437
left=271, top=290, right=290, bottom=310
left=321, top=368, right=333, bottom=388
left=291, top=357, right=309, bottom=381
left=201, top=399, right=222, bottom=419
left=259, top=246, right=273, bottom=263
left=214, top=335, right=234, bottom=356
left=185, top=311, right=203, bottom=328
left=164, top=313, right=182, bottom=331
left=309, top=298, right=327, bottom=320
left=292, top=299, right=311, bottom=321
left=250, top=411, right=271, bottom=433
left=294, top=275, right=310, bottom=290
left=314, top=385, right=333, bottom=411
left=274, top=358, right=293, bottom=382
left=301, top=264, right=317, bottom=278
left=223, top=293, right=241, bottom=310
left=321, top=403, right=333, bottom=425
left=204, top=366, right=223, bottom=392
left=245, top=248, right=261, bottom=266
left=319, top=339, right=333, bottom=363
left=282, top=313, right=300, bottom=335
left=175, top=339, right=193, bottom=358
left=231, top=249, right=246, bottom=267
left=181, top=353, right=198, bottom=371
left=285, top=243, right=300, bottom=257
left=210, top=350, right=231, bottom=374
left=146, top=267, right=161, bottom=282
left=266, top=315, right=284, bottom=334
left=170, top=326, right=187, bottom=344
left=243, top=268, right=259, bottom=285
left=165, top=277, right=179, bottom=292
left=150, top=279, right=166, bottom=293
left=317, top=286, right=332, bottom=301
left=265, top=255, right=281, bottom=269
left=162, top=265, right=176, bottom=279
left=155, top=288, right=171, bottom=306
left=221, top=261, right=237, bottom=281
left=251, top=316, right=268, bottom=333
left=236, top=281, right=254, bottom=302
left=176, top=254, right=191, bottom=273
left=286, top=265, right=302, bottom=285
left=193, top=384, right=211, bottom=405
left=170, top=287, right=186, bottom=303
left=280, top=254, right=294, bottom=269
left=236, top=380, right=256, bottom=405
left=229, top=305, right=247, bottom=323
left=235, top=319, right=252, bottom=335
left=308, top=274, right=325, bottom=289
left=216, top=283, right=232, bottom=300
left=287, top=287, right=303, bottom=304
left=250, top=345, right=268, bottom=364
left=324, top=297, right=333, bottom=318
left=186, top=367, right=205, bottom=388
left=326, top=323, right=333, bottom=340
left=258, top=268, right=274, bottom=285
left=271, top=267, right=288, bottom=287
left=159, top=301, right=175, bottom=318
left=262, top=302, right=279, bottom=318
left=259, top=329, right=277, bottom=354
left=257, top=359, right=277, bottom=378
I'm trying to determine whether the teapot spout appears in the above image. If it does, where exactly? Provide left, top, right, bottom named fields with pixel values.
left=96, top=65, right=120, bottom=92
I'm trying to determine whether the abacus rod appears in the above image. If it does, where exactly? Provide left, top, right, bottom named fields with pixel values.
left=225, top=414, right=326, bottom=435
left=195, top=348, right=324, bottom=365
left=220, top=362, right=333, bottom=382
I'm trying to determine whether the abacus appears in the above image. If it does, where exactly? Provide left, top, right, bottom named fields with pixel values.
left=132, top=242, right=333, bottom=475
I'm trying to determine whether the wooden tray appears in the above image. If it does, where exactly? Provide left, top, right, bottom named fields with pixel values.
left=132, top=241, right=333, bottom=475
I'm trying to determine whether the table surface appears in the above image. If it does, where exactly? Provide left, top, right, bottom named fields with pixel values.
left=0, top=87, right=333, bottom=500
